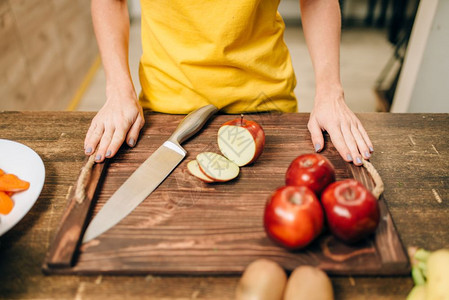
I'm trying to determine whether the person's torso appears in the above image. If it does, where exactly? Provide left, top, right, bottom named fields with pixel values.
left=139, top=0, right=297, bottom=113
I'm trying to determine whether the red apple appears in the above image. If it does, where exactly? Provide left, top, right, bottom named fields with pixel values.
left=285, top=153, right=336, bottom=195
left=217, top=115, right=265, bottom=166
left=321, top=179, right=380, bottom=243
left=264, top=185, right=324, bottom=250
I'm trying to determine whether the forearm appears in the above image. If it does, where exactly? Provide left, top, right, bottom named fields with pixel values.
left=91, top=0, right=135, bottom=98
left=300, top=0, right=373, bottom=163
left=299, top=0, right=342, bottom=93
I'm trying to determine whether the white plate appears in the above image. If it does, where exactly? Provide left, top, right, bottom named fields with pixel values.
left=0, top=139, right=45, bottom=236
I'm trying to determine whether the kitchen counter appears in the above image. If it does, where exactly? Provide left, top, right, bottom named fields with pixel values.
left=0, top=111, right=448, bottom=299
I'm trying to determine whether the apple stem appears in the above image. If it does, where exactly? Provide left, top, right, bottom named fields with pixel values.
left=290, top=193, right=303, bottom=205
left=240, top=114, right=244, bottom=126
left=301, top=159, right=314, bottom=168
left=344, top=187, right=356, bottom=201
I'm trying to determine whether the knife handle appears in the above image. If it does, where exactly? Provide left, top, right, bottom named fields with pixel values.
left=168, top=104, right=219, bottom=145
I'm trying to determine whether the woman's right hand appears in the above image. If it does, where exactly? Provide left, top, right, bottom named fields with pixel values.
left=84, top=88, right=145, bottom=163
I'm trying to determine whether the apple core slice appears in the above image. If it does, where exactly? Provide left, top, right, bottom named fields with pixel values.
left=196, top=152, right=240, bottom=182
left=217, top=125, right=258, bottom=166
left=187, top=160, right=215, bottom=183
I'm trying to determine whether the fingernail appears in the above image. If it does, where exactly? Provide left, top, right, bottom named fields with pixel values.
left=365, top=151, right=371, bottom=158
left=346, top=154, right=353, bottom=161
left=129, top=138, right=135, bottom=147
left=106, top=150, right=111, bottom=157
left=314, top=143, right=321, bottom=152
left=356, top=157, right=362, bottom=164
left=95, top=154, right=101, bottom=161
left=369, top=146, right=374, bottom=152
left=86, top=147, right=92, bottom=154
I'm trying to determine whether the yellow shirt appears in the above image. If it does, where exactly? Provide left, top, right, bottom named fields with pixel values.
left=139, top=0, right=297, bottom=114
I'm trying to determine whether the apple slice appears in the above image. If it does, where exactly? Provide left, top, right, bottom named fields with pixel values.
left=196, top=152, right=240, bottom=182
left=187, top=160, right=215, bottom=183
left=217, top=116, right=265, bottom=166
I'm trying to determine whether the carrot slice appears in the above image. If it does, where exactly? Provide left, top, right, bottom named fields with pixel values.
left=0, top=169, right=4, bottom=176
left=0, top=174, right=30, bottom=192
left=0, top=191, right=14, bottom=215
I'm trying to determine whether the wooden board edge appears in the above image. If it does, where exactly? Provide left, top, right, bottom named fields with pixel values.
left=42, top=158, right=109, bottom=271
left=375, top=196, right=411, bottom=270
left=348, top=163, right=411, bottom=273
left=41, top=263, right=412, bottom=276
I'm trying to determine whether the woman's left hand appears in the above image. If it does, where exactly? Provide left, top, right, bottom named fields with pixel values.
left=307, top=87, right=373, bottom=166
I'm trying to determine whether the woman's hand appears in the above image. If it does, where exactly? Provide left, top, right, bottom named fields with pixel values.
left=307, top=87, right=373, bottom=166
left=86, top=0, right=143, bottom=162
left=84, top=90, right=145, bottom=162
left=299, top=0, right=372, bottom=166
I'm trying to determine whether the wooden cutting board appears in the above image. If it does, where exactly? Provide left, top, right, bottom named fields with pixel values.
left=43, top=113, right=410, bottom=275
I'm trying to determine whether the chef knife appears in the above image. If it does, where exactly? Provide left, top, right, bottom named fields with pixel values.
left=82, top=104, right=218, bottom=243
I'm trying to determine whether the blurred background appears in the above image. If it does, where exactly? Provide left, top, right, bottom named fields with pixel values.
left=1, top=0, right=447, bottom=113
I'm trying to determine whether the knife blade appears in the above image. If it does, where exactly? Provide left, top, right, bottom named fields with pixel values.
left=82, top=104, right=218, bottom=243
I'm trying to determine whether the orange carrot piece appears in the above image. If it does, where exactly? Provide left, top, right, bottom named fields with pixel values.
left=0, top=169, right=4, bottom=176
left=0, top=191, right=14, bottom=215
left=0, top=174, right=30, bottom=192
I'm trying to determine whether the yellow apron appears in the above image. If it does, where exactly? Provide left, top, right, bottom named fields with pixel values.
left=139, top=0, right=297, bottom=114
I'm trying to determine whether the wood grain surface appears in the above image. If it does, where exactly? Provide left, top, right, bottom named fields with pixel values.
left=0, top=111, right=448, bottom=299
left=43, top=113, right=409, bottom=275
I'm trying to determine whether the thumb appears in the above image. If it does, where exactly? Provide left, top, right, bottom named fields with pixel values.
left=307, top=118, right=324, bottom=152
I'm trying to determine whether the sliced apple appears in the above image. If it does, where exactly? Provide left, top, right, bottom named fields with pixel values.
left=217, top=116, right=265, bottom=166
left=196, top=152, right=240, bottom=182
left=187, top=160, right=215, bottom=183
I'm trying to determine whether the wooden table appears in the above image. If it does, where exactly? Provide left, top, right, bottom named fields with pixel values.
left=0, top=111, right=448, bottom=299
